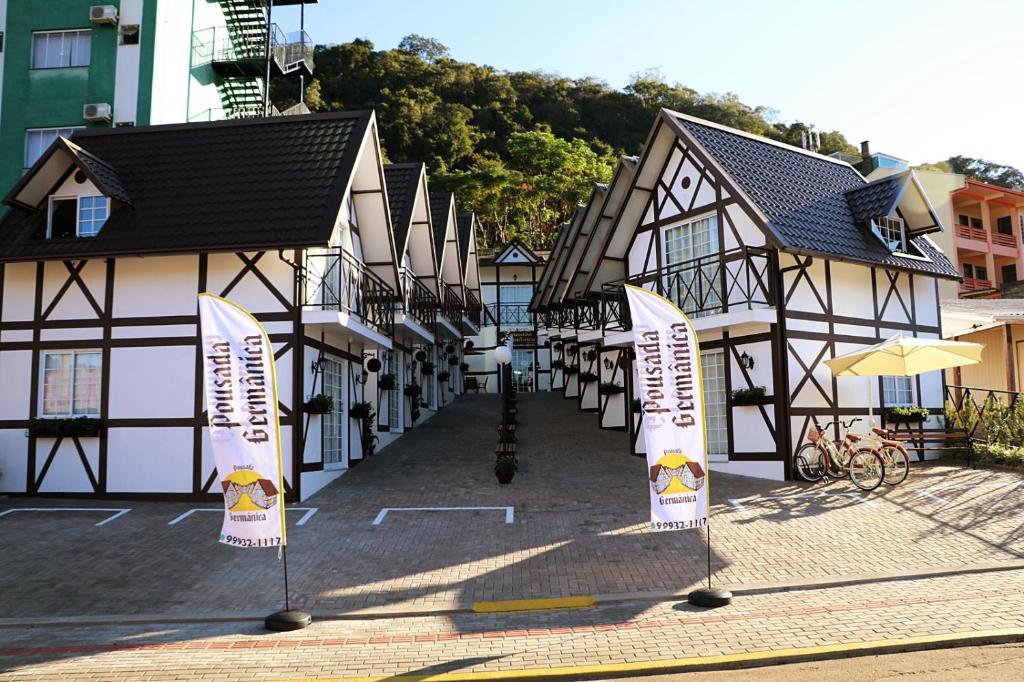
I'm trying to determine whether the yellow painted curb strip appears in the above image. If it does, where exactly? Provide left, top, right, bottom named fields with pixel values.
left=472, top=595, right=595, bottom=613
left=280, top=628, right=1024, bottom=682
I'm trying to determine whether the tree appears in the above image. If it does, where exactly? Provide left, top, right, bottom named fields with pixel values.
left=397, top=34, right=450, bottom=63
left=947, top=156, right=1024, bottom=191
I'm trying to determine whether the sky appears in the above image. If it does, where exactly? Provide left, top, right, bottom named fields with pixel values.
left=276, top=0, right=1024, bottom=169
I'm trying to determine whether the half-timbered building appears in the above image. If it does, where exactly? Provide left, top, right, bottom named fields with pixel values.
left=0, top=112, right=478, bottom=501
left=533, top=110, right=959, bottom=480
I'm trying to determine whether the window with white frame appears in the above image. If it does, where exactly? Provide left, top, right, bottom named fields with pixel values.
left=41, top=350, right=101, bottom=417
left=48, top=195, right=109, bottom=239
left=882, top=376, right=913, bottom=407
left=31, top=29, right=91, bottom=69
left=701, top=350, right=728, bottom=457
left=663, top=214, right=721, bottom=315
left=25, top=127, right=84, bottom=168
left=873, top=215, right=907, bottom=252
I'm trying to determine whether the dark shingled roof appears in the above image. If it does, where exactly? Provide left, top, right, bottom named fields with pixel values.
left=456, top=212, right=474, bottom=271
left=672, top=115, right=958, bottom=279
left=845, top=172, right=905, bottom=222
left=429, top=191, right=453, bottom=269
left=0, top=112, right=370, bottom=261
left=383, top=163, right=422, bottom=258
left=63, top=139, right=133, bottom=205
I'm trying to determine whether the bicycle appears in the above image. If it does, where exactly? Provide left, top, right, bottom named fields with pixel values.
left=859, top=426, right=910, bottom=486
left=795, top=417, right=887, bottom=491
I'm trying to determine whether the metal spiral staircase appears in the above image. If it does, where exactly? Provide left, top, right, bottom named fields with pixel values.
left=192, top=0, right=316, bottom=119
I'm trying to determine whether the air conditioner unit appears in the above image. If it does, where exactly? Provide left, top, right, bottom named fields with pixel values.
left=90, top=5, right=118, bottom=25
left=83, top=102, right=112, bottom=122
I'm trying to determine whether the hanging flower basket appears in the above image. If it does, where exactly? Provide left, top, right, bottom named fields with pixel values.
left=304, top=394, right=334, bottom=414
left=437, top=370, right=451, bottom=382
left=585, top=349, right=597, bottom=362
left=460, top=362, right=469, bottom=372
left=404, top=383, right=422, bottom=398
left=598, top=382, right=625, bottom=395
left=349, top=401, right=373, bottom=420
left=365, top=357, right=382, bottom=373
left=550, top=359, right=565, bottom=369
left=448, top=355, right=459, bottom=366
left=378, top=373, right=397, bottom=391
left=578, top=371, right=599, bottom=383
left=420, top=361, right=435, bottom=376
left=29, top=417, right=103, bottom=438
left=553, top=342, right=563, bottom=352
left=445, top=344, right=455, bottom=355
left=563, top=366, right=579, bottom=375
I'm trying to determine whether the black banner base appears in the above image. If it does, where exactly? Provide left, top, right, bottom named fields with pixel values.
left=687, top=588, right=732, bottom=608
left=265, top=609, right=312, bottom=631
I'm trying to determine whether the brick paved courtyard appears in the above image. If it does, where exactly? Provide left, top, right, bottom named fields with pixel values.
left=1, top=393, right=1024, bottom=679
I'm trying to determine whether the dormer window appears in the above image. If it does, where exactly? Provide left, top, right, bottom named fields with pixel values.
left=872, top=215, right=906, bottom=253
left=48, top=194, right=109, bottom=239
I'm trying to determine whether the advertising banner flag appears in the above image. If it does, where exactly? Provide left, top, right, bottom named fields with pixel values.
left=624, top=285, right=709, bottom=532
left=198, top=294, right=287, bottom=548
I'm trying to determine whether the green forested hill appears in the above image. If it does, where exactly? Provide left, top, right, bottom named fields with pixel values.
left=272, top=36, right=1017, bottom=249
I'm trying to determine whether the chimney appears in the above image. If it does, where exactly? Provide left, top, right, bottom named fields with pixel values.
left=860, top=140, right=871, bottom=163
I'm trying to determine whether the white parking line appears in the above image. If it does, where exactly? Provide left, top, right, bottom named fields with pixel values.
left=372, top=506, right=515, bottom=525
left=168, top=507, right=319, bottom=526
left=0, top=508, right=131, bottom=527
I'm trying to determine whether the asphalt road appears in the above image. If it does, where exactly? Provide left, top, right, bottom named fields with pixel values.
left=601, top=643, right=1024, bottom=681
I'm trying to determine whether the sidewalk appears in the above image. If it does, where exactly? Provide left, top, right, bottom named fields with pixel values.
left=3, top=569, right=1024, bottom=680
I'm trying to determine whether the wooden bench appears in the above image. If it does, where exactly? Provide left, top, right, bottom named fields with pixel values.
left=875, top=427, right=974, bottom=467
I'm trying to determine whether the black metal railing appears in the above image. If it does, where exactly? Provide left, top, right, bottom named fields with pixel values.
left=487, top=303, right=534, bottom=326
left=399, top=269, right=438, bottom=329
left=439, top=281, right=463, bottom=328
left=599, top=246, right=775, bottom=332
left=464, top=290, right=483, bottom=328
left=304, top=249, right=395, bottom=336
left=944, top=384, right=1022, bottom=439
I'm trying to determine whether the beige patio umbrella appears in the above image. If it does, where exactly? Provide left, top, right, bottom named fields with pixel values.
left=825, top=333, right=983, bottom=425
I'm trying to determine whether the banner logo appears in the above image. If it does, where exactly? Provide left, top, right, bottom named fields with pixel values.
left=650, top=451, right=706, bottom=495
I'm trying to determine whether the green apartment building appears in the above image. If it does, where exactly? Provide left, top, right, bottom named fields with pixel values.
left=0, top=0, right=314, bottom=194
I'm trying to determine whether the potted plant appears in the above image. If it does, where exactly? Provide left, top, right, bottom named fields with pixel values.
left=598, top=382, right=625, bottom=395
left=445, top=344, right=455, bottom=355
left=304, top=393, right=334, bottom=414
left=378, top=373, right=397, bottom=391
left=553, top=342, right=563, bottom=352
left=403, top=383, right=422, bottom=399
left=420, top=361, right=435, bottom=376
left=29, top=417, right=103, bottom=438
left=732, top=386, right=769, bottom=406
left=447, top=355, right=459, bottom=366
left=495, top=456, right=516, bottom=484
left=349, top=402, right=378, bottom=456
left=460, top=362, right=469, bottom=372
left=563, top=366, right=579, bottom=376
left=884, top=405, right=930, bottom=424
left=550, top=359, right=564, bottom=369
left=578, top=371, right=599, bottom=383
left=437, top=370, right=451, bottom=382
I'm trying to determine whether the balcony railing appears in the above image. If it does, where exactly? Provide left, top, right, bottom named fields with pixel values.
left=487, top=303, right=534, bottom=327
left=399, top=269, right=438, bottom=329
left=304, top=249, right=395, bottom=336
left=464, top=290, right=482, bottom=328
left=955, top=224, right=1019, bottom=250
left=960, top=277, right=994, bottom=292
left=193, top=24, right=313, bottom=78
left=439, top=282, right=463, bottom=328
left=599, top=246, right=775, bottom=332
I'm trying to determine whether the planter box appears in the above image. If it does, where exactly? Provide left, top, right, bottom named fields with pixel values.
left=732, top=394, right=774, bottom=407
left=29, top=418, right=103, bottom=438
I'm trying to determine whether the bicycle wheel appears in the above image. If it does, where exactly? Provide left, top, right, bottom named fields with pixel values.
left=824, top=444, right=847, bottom=479
left=880, top=445, right=909, bottom=485
left=848, top=449, right=885, bottom=492
left=795, top=443, right=825, bottom=481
